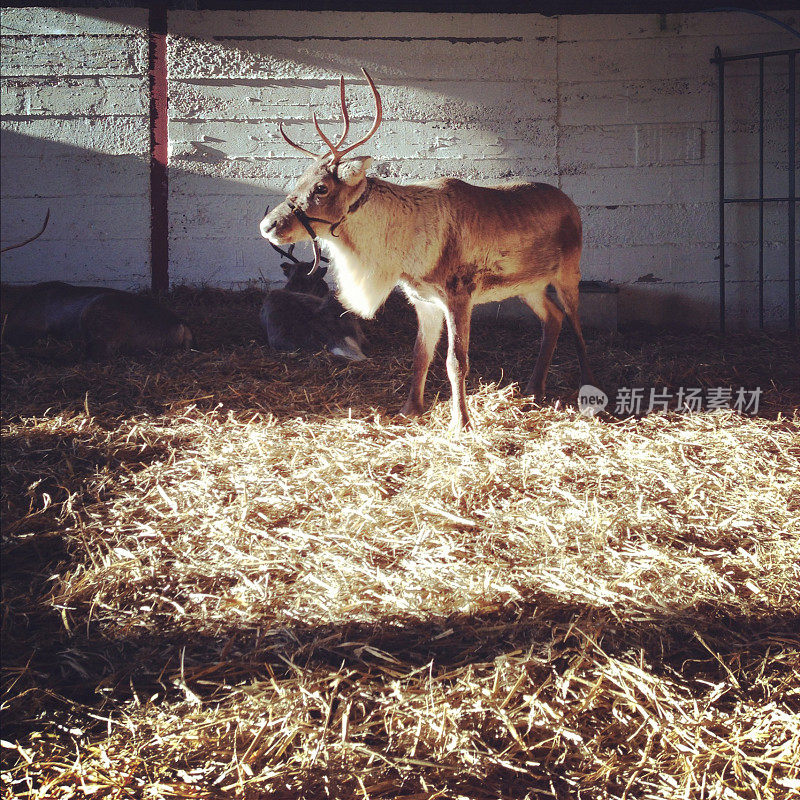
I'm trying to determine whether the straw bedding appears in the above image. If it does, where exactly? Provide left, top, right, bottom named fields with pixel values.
left=2, top=288, right=798, bottom=800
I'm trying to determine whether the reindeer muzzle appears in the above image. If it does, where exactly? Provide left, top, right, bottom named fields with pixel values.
left=287, top=202, right=325, bottom=275
left=262, top=203, right=324, bottom=276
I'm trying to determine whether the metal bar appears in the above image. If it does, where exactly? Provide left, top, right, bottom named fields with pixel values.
left=758, top=55, right=764, bottom=329
left=723, top=196, right=796, bottom=204
left=716, top=46, right=726, bottom=333
left=149, top=5, right=169, bottom=293
left=789, top=51, right=796, bottom=333
left=711, top=47, right=800, bottom=64
left=715, top=46, right=799, bottom=331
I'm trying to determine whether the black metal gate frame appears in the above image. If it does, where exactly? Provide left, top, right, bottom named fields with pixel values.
left=712, top=46, right=798, bottom=332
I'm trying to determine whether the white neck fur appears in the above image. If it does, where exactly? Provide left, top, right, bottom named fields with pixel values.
left=319, top=179, right=442, bottom=319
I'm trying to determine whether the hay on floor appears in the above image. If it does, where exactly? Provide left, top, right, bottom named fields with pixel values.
left=2, top=288, right=799, bottom=799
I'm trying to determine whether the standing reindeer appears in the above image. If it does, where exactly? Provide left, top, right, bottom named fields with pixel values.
left=260, top=70, right=594, bottom=429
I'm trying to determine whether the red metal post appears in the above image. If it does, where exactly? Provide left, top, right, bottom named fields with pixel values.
left=149, top=5, right=169, bottom=292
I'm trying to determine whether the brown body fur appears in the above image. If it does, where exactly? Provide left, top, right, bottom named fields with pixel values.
left=261, top=73, right=593, bottom=429
left=264, top=173, right=593, bottom=429
left=1, top=282, right=193, bottom=358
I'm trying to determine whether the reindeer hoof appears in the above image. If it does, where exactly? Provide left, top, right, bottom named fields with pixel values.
left=398, top=400, right=424, bottom=419
left=524, top=381, right=546, bottom=402
left=449, top=422, right=471, bottom=435
left=449, top=415, right=472, bottom=433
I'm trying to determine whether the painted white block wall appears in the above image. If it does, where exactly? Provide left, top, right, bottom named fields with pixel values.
left=0, top=7, right=151, bottom=287
left=2, top=7, right=797, bottom=328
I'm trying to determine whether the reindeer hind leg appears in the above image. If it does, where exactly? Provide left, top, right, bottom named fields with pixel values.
left=552, top=258, right=595, bottom=388
left=519, top=286, right=564, bottom=401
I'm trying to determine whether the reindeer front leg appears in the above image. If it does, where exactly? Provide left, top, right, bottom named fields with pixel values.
left=400, top=298, right=444, bottom=417
left=443, top=294, right=473, bottom=430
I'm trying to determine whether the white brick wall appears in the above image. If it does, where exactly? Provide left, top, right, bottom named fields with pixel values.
left=2, top=7, right=797, bottom=327
left=1, top=7, right=150, bottom=287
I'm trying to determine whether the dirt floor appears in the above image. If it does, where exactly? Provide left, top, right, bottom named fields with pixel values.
left=2, top=288, right=799, bottom=799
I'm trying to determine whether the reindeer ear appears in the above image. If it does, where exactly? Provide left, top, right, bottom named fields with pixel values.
left=318, top=265, right=328, bottom=278
left=337, top=156, right=372, bottom=186
left=281, top=262, right=292, bottom=276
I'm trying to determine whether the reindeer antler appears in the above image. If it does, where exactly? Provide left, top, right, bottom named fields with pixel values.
left=268, top=240, right=329, bottom=265
left=330, top=69, right=382, bottom=162
left=311, top=75, right=350, bottom=159
left=269, top=241, right=300, bottom=263
left=278, top=69, right=382, bottom=163
left=278, top=122, right=318, bottom=158
left=1, top=209, right=50, bottom=254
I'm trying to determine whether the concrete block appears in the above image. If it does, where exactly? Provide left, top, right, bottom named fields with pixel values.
left=1, top=154, right=149, bottom=199
left=169, top=173, right=273, bottom=200
left=0, top=77, right=148, bottom=118
left=168, top=35, right=556, bottom=82
left=721, top=73, right=794, bottom=126
left=559, top=126, right=637, bottom=171
left=581, top=244, right=676, bottom=284
left=169, top=79, right=555, bottom=125
left=169, top=193, right=276, bottom=239
left=558, top=10, right=798, bottom=42
left=634, top=125, right=703, bottom=166
left=558, top=31, right=789, bottom=83
left=1, top=196, right=149, bottom=245
left=169, top=158, right=305, bottom=194
left=580, top=203, right=717, bottom=248
left=0, top=239, right=150, bottom=287
left=0, top=7, right=148, bottom=36
left=724, top=240, right=796, bottom=284
left=724, top=202, right=796, bottom=245
left=372, top=159, right=557, bottom=185
left=1, top=34, right=147, bottom=77
left=560, top=124, right=704, bottom=172
left=559, top=79, right=716, bottom=127
left=168, top=156, right=557, bottom=196
left=168, top=237, right=279, bottom=287
left=60, top=243, right=151, bottom=288
left=583, top=243, right=720, bottom=285
left=168, top=118, right=556, bottom=163
left=2, top=118, right=149, bottom=157
left=561, top=164, right=715, bottom=207
left=169, top=10, right=555, bottom=41
left=709, top=121, right=795, bottom=168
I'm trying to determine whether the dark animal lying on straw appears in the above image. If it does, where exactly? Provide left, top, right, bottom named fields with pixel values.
left=1, top=212, right=192, bottom=358
left=1, top=281, right=193, bottom=358
left=260, top=243, right=367, bottom=361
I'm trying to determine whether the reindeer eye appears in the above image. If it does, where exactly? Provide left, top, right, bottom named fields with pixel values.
left=314, top=184, right=329, bottom=196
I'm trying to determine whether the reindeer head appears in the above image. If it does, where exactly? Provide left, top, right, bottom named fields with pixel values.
left=259, top=69, right=382, bottom=269
left=270, top=243, right=330, bottom=297
left=283, top=261, right=329, bottom=297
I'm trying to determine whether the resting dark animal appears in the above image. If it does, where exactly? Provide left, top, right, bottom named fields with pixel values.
left=1, top=282, right=193, bottom=358
left=280, top=255, right=331, bottom=298
left=260, top=245, right=366, bottom=361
